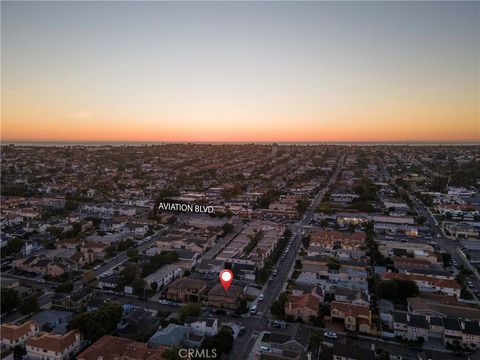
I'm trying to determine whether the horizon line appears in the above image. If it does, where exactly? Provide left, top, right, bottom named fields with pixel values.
left=2, top=139, right=480, bottom=146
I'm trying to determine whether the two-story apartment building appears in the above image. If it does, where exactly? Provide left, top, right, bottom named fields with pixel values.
left=330, top=301, right=372, bottom=334
left=204, top=284, right=242, bottom=310
left=164, top=278, right=207, bottom=303
left=25, top=330, right=82, bottom=360
left=0, top=321, right=39, bottom=349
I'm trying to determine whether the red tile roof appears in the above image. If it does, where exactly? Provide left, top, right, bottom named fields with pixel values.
left=76, top=335, right=167, bottom=360
left=26, top=330, right=79, bottom=353
left=383, top=272, right=461, bottom=289
left=0, top=321, right=38, bottom=342
left=331, top=301, right=371, bottom=319
left=287, top=294, right=319, bottom=313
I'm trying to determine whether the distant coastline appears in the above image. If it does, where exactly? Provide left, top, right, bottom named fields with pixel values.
left=1, top=140, right=479, bottom=147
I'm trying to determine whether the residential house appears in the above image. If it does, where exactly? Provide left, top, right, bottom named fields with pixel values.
left=429, top=316, right=444, bottom=339
left=310, top=230, right=365, bottom=250
left=25, top=330, right=82, bottom=360
left=51, top=288, right=94, bottom=313
left=147, top=324, right=189, bottom=348
left=195, top=259, right=223, bottom=275
left=285, top=290, right=321, bottom=323
left=0, top=321, right=39, bottom=349
left=330, top=344, right=376, bottom=360
left=406, top=314, right=429, bottom=342
left=80, top=241, right=110, bottom=260
left=164, top=278, right=207, bottom=303
left=330, top=301, right=372, bottom=334
left=333, top=287, right=369, bottom=306
left=392, top=311, right=408, bottom=339
left=443, top=318, right=463, bottom=346
left=382, top=272, right=461, bottom=298
left=77, top=335, right=166, bottom=360
left=31, top=310, right=73, bottom=334
left=204, top=284, right=243, bottom=310
left=256, top=325, right=311, bottom=360
left=144, top=264, right=182, bottom=290
left=184, top=317, right=218, bottom=337
left=462, top=321, right=480, bottom=349
left=116, top=308, right=159, bottom=341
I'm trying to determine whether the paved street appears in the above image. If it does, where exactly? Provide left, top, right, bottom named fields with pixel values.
left=380, top=154, right=480, bottom=302
left=229, top=153, right=346, bottom=359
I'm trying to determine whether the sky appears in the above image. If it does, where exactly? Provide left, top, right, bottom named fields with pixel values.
left=1, top=1, right=479, bottom=143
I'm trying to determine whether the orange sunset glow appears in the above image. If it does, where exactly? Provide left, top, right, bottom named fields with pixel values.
left=1, top=1, right=479, bottom=143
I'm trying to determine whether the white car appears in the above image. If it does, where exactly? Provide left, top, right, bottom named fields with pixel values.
left=324, top=331, right=337, bottom=339
left=258, top=294, right=264, bottom=301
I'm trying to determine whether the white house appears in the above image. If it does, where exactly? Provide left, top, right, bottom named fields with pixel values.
left=25, top=330, right=82, bottom=360
left=184, top=318, right=218, bottom=337
left=144, top=264, right=183, bottom=290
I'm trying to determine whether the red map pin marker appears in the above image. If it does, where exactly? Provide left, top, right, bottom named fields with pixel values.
left=219, top=269, right=233, bottom=291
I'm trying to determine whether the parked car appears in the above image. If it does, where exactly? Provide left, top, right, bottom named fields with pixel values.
left=324, top=331, right=337, bottom=339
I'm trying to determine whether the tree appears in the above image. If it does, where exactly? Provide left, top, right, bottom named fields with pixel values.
left=142, top=251, right=179, bottom=277
left=378, top=280, right=398, bottom=300
left=105, top=246, right=116, bottom=257
left=416, top=216, right=426, bottom=226
left=117, top=239, right=135, bottom=252
left=151, top=281, right=158, bottom=291
left=309, top=330, right=324, bottom=350
left=161, top=346, right=183, bottom=360
left=270, top=292, right=289, bottom=319
left=13, top=345, right=26, bottom=360
left=201, top=329, right=234, bottom=359
left=256, top=268, right=270, bottom=285
left=431, top=177, right=448, bottom=192
left=69, top=302, right=123, bottom=341
left=179, top=303, right=202, bottom=321
left=1, top=288, right=20, bottom=313
left=3, top=237, right=25, bottom=257
left=84, top=216, right=101, bottom=227
left=225, top=209, right=233, bottom=219
left=20, top=296, right=39, bottom=315
left=284, top=228, right=292, bottom=238
left=302, top=235, right=311, bottom=249
left=378, top=279, right=418, bottom=303
left=132, top=279, right=146, bottom=296
left=120, top=263, right=139, bottom=285
left=65, top=201, right=79, bottom=211
left=296, top=198, right=310, bottom=214
left=327, top=256, right=341, bottom=271
left=126, top=249, right=139, bottom=262
left=348, top=223, right=356, bottom=232
left=222, top=223, right=234, bottom=234
left=56, top=281, right=74, bottom=293
left=256, top=189, right=283, bottom=208
left=442, top=253, right=452, bottom=266
left=396, top=279, right=419, bottom=299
